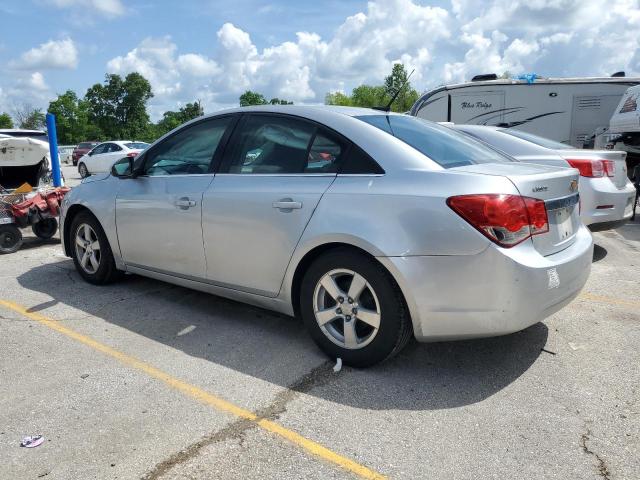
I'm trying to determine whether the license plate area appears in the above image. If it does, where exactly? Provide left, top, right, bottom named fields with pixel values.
left=553, top=207, right=574, bottom=240
left=545, top=194, right=579, bottom=243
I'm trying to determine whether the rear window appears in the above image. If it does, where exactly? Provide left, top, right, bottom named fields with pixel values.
left=356, top=115, right=513, bottom=168
left=500, top=129, right=572, bottom=150
left=124, top=142, right=149, bottom=149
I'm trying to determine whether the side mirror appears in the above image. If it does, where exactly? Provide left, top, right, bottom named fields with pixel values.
left=88, top=150, right=94, bottom=156
left=111, top=157, right=135, bottom=178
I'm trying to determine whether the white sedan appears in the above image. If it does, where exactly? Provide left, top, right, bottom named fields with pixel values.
left=78, top=141, right=149, bottom=178
left=453, top=125, right=636, bottom=231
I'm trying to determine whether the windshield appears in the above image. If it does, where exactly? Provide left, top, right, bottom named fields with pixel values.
left=356, top=115, right=514, bottom=168
left=500, top=129, right=572, bottom=150
left=124, top=142, right=149, bottom=149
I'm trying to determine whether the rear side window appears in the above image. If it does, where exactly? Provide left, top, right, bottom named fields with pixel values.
left=340, top=145, right=384, bottom=174
left=225, top=115, right=317, bottom=174
left=356, top=115, right=514, bottom=168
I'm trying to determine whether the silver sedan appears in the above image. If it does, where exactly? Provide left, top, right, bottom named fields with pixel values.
left=60, top=106, right=593, bottom=367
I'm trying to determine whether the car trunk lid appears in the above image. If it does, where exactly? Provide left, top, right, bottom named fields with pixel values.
left=452, top=163, right=581, bottom=256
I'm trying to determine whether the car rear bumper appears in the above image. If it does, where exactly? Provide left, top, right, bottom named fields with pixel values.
left=580, top=179, right=635, bottom=227
left=379, top=225, right=593, bottom=342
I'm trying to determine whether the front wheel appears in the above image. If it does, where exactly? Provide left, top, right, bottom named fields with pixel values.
left=300, top=249, right=412, bottom=367
left=0, top=225, right=23, bottom=254
left=78, top=163, right=89, bottom=178
left=70, top=212, right=123, bottom=284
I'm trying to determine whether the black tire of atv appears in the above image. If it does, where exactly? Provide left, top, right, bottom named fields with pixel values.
left=32, top=218, right=58, bottom=240
left=0, top=224, right=23, bottom=254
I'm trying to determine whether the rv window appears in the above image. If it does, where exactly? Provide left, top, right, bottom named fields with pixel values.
left=500, top=129, right=572, bottom=150
left=356, top=115, right=514, bottom=168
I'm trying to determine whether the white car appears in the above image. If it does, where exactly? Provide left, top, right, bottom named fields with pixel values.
left=454, top=125, right=636, bottom=230
left=58, top=145, right=76, bottom=164
left=78, top=141, right=149, bottom=178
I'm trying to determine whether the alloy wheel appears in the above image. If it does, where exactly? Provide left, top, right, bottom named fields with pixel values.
left=313, top=268, right=381, bottom=350
left=75, top=223, right=101, bottom=274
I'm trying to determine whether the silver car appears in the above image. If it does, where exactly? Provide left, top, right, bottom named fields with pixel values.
left=453, top=125, right=636, bottom=231
left=60, top=106, right=593, bottom=367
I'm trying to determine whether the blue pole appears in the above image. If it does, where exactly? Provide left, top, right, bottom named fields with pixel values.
left=46, top=113, right=63, bottom=187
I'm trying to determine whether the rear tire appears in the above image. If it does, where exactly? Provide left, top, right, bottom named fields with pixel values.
left=78, top=163, right=89, bottom=178
left=32, top=218, right=58, bottom=240
left=70, top=211, right=123, bottom=284
left=300, top=249, right=412, bottom=367
left=0, top=225, right=23, bottom=254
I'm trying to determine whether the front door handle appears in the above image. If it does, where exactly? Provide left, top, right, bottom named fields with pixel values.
left=272, top=198, right=302, bottom=211
left=175, top=197, right=197, bottom=209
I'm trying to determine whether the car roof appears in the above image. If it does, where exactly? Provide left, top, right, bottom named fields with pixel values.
left=205, top=104, right=404, bottom=119
left=0, top=129, right=46, bottom=134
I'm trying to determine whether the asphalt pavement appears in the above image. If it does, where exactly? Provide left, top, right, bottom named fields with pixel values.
left=0, top=163, right=638, bottom=479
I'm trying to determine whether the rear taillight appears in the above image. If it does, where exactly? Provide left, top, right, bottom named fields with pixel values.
left=447, top=194, right=549, bottom=248
left=603, top=160, right=615, bottom=177
left=126, top=152, right=138, bottom=157
left=566, top=158, right=604, bottom=177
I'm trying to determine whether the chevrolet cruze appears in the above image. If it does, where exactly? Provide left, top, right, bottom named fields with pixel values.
left=60, top=106, right=593, bottom=367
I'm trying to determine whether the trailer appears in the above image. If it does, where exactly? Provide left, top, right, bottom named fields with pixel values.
left=410, top=74, right=640, bottom=148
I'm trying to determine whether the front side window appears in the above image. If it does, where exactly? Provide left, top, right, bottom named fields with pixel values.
left=143, top=117, right=232, bottom=176
left=91, top=144, right=107, bottom=155
left=356, top=115, right=514, bottom=168
left=226, top=115, right=317, bottom=174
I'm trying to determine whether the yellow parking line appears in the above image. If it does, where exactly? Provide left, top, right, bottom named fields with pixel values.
left=0, top=299, right=386, bottom=480
left=579, top=292, right=640, bottom=308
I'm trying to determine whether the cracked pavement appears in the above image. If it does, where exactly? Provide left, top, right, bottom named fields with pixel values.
left=0, top=165, right=638, bottom=479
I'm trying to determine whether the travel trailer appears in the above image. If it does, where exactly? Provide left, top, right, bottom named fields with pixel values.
left=607, top=85, right=640, bottom=179
left=410, top=74, right=640, bottom=148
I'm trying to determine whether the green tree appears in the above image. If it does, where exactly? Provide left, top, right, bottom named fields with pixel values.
left=325, top=63, right=418, bottom=112
left=383, top=63, right=419, bottom=112
left=85, top=72, right=153, bottom=140
left=0, top=113, right=13, bottom=128
left=268, top=98, right=293, bottom=105
left=324, top=91, right=353, bottom=106
left=155, top=101, right=205, bottom=137
left=239, top=90, right=267, bottom=106
left=47, top=90, right=92, bottom=144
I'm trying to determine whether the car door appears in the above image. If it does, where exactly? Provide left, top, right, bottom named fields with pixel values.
left=86, top=143, right=107, bottom=171
left=202, top=113, right=345, bottom=297
left=115, top=116, right=236, bottom=278
left=99, top=143, right=124, bottom=171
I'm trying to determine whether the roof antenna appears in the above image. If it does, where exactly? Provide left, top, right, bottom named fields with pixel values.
left=373, top=69, right=415, bottom=112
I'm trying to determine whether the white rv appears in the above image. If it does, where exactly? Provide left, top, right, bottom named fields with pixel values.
left=410, top=74, right=640, bottom=147
left=608, top=84, right=640, bottom=180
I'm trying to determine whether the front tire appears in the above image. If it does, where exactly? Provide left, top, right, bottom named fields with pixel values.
left=78, top=163, right=89, bottom=178
left=300, top=249, right=412, bottom=367
left=70, top=212, right=122, bottom=284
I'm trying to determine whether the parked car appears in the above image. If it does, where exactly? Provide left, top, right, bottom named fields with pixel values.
left=58, top=145, right=76, bottom=164
left=77, top=141, right=149, bottom=178
left=72, top=142, right=100, bottom=166
left=453, top=125, right=636, bottom=231
left=60, top=106, right=592, bottom=367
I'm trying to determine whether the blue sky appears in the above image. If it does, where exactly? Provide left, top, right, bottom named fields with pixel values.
left=1, top=0, right=639, bottom=120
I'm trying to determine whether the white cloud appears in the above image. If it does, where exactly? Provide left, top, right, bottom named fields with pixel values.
left=10, top=0, right=636, bottom=118
left=10, top=38, right=78, bottom=70
left=44, top=0, right=124, bottom=17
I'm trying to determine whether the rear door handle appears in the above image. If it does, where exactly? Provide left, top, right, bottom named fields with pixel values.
left=272, top=199, right=302, bottom=211
left=175, top=197, right=197, bottom=209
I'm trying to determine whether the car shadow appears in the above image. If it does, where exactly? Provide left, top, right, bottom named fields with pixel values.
left=592, top=243, right=608, bottom=262
left=17, top=260, right=547, bottom=411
